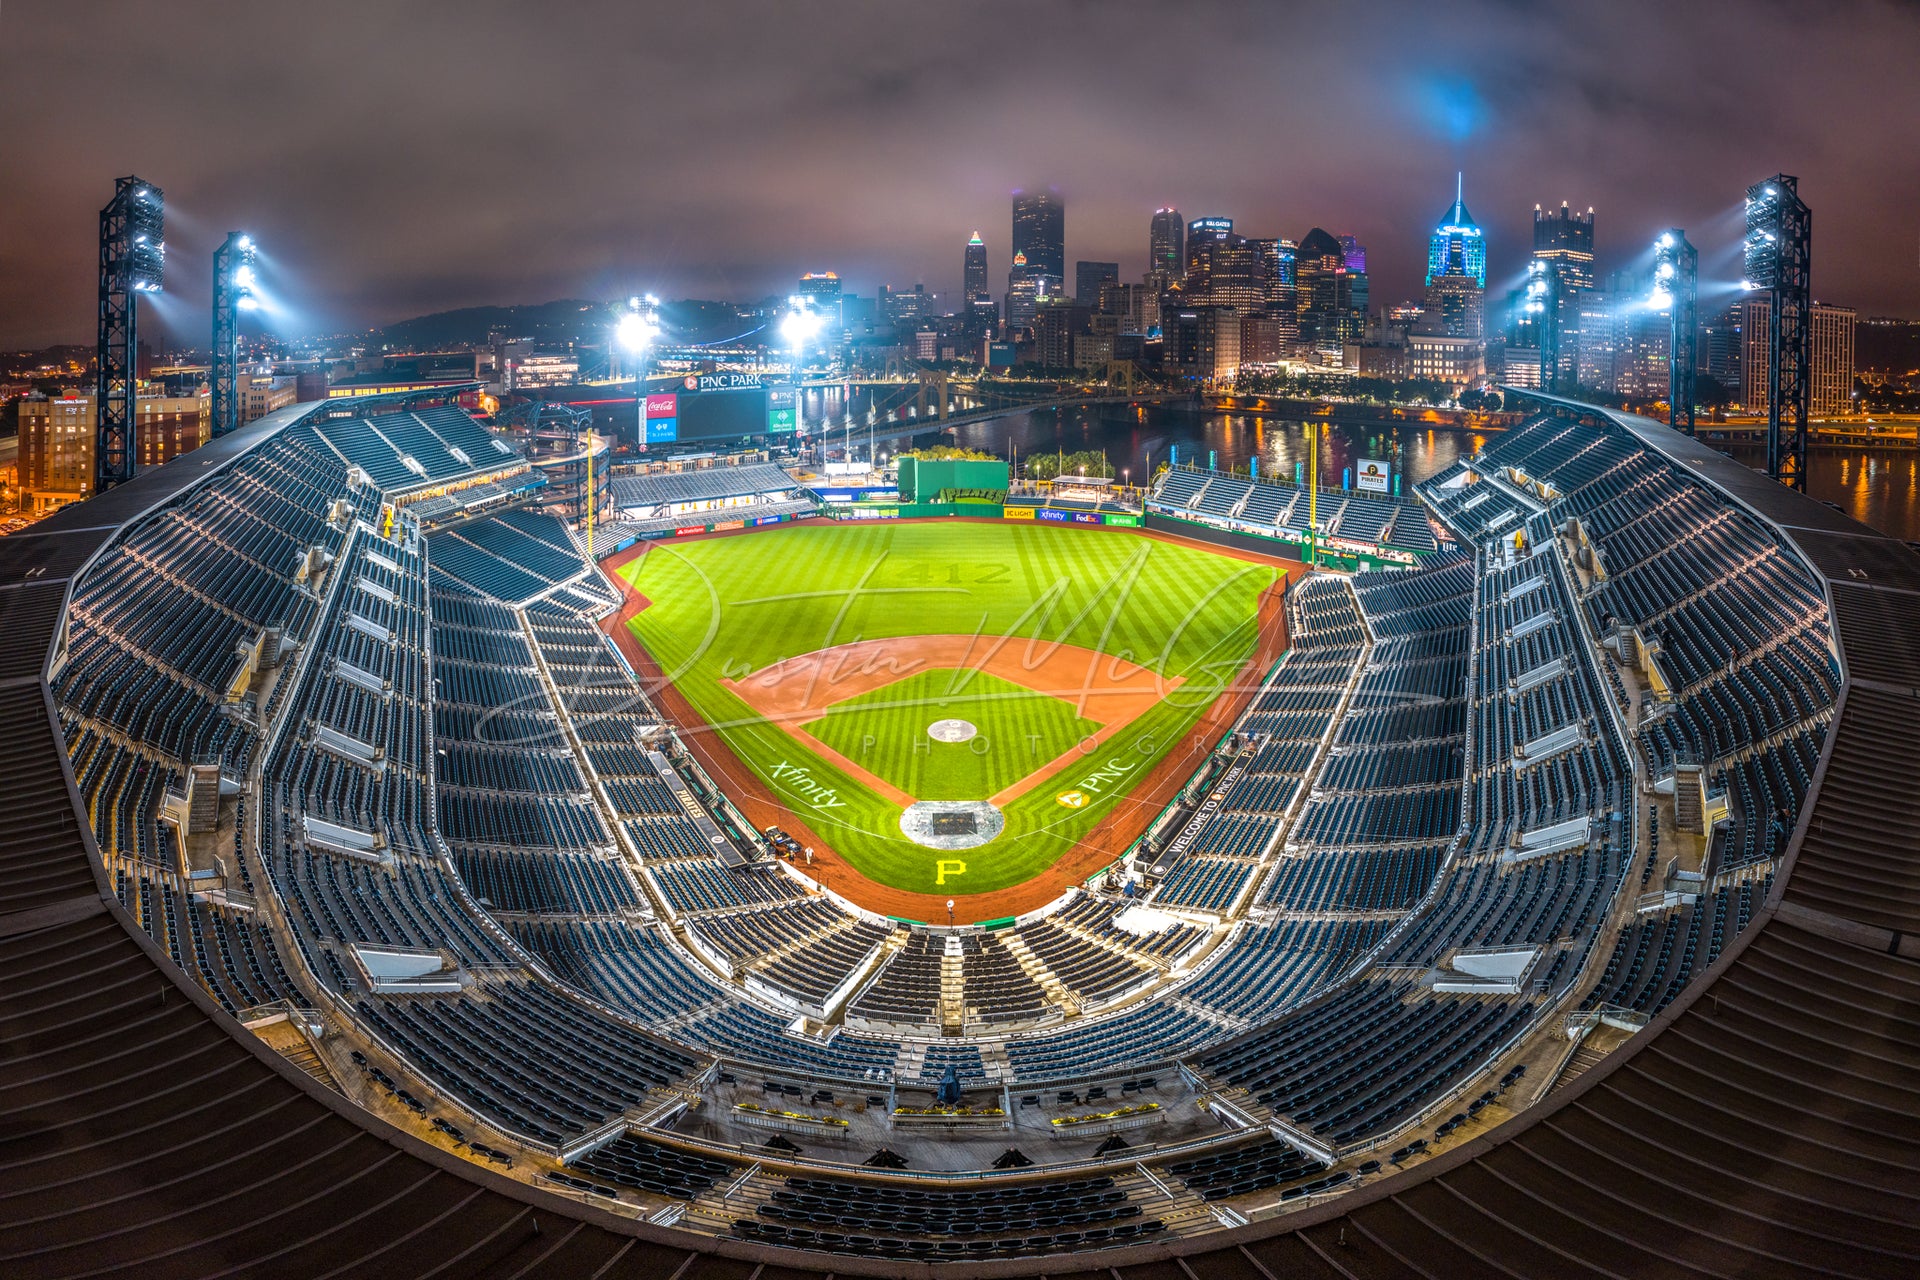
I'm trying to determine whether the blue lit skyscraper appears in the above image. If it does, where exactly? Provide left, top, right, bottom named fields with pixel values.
left=1422, top=174, right=1487, bottom=340
left=1425, top=173, right=1486, bottom=287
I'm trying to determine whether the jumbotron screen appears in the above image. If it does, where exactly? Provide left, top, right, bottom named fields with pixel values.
left=643, top=373, right=794, bottom=445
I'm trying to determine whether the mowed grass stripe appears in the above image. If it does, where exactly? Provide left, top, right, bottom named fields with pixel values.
left=809, top=668, right=1101, bottom=801
left=626, top=523, right=1273, bottom=894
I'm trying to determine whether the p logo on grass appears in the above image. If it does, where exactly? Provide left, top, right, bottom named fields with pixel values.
left=1055, top=790, right=1090, bottom=809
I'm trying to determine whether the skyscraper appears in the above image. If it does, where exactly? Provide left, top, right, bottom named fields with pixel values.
left=963, top=232, right=990, bottom=334
left=797, top=271, right=842, bottom=304
left=1005, top=251, right=1042, bottom=333
left=1075, top=260, right=1119, bottom=306
left=1248, top=238, right=1298, bottom=340
left=1532, top=203, right=1595, bottom=293
left=1011, top=189, right=1064, bottom=297
left=1149, top=208, right=1183, bottom=279
left=1336, top=235, right=1369, bottom=343
left=1183, top=231, right=1264, bottom=312
left=1531, top=203, right=1595, bottom=383
left=1184, top=217, right=1233, bottom=278
left=1294, top=227, right=1345, bottom=350
left=1704, top=303, right=1743, bottom=388
left=1426, top=174, right=1487, bottom=288
left=1422, top=176, right=1486, bottom=340
left=964, top=232, right=988, bottom=304
left=1742, top=298, right=1856, bottom=416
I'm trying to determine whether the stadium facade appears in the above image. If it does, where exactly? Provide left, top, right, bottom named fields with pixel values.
left=1, top=385, right=1916, bottom=1277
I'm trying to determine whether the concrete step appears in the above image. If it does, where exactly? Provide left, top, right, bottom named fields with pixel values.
left=940, top=937, right=966, bottom=1029
left=277, top=1040, right=341, bottom=1093
left=995, top=933, right=1075, bottom=1010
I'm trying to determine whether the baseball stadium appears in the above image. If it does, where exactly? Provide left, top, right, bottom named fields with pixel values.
left=3, top=386, right=1916, bottom=1279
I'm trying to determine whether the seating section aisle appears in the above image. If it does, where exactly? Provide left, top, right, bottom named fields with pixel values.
left=1202, top=978, right=1534, bottom=1145
left=1580, top=874, right=1773, bottom=1017
left=568, top=1133, right=737, bottom=1198
left=429, top=509, right=613, bottom=608
left=1147, top=467, right=1442, bottom=564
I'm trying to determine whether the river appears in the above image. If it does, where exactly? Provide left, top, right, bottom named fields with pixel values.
left=800, top=388, right=1920, bottom=544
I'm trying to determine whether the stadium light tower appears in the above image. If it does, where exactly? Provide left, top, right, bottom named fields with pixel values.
left=96, top=177, right=165, bottom=491
left=780, top=298, right=824, bottom=451
left=211, top=233, right=258, bottom=437
left=602, top=297, right=658, bottom=558
left=1744, top=175, right=1812, bottom=489
left=615, top=294, right=659, bottom=431
left=1524, top=258, right=1559, bottom=395
left=1649, top=229, right=1697, bottom=436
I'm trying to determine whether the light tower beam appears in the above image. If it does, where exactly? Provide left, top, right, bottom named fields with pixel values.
left=211, top=232, right=257, bottom=437
left=1651, top=229, right=1697, bottom=436
left=1745, top=174, right=1812, bottom=489
left=95, top=177, right=164, bottom=491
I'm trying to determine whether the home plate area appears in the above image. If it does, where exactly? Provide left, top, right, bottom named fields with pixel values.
left=898, top=799, right=1005, bottom=850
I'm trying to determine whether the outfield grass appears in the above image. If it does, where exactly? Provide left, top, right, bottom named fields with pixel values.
left=807, top=668, right=1102, bottom=802
left=624, top=522, right=1274, bottom=898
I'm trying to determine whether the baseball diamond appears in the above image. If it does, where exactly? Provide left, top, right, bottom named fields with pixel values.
left=618, top=521, right=1285, bottom=913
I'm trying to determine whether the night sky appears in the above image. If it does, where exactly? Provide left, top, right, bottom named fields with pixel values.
left=4, top=0, right=1919, bottom=349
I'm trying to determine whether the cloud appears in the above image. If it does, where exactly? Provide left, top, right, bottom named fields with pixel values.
left=1, top=0, right=1916, bottom=348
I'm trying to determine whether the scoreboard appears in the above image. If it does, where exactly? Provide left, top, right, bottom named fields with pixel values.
left=642, top=372, right=796, bottom=445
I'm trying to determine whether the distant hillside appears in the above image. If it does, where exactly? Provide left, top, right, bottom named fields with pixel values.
left=373, top=298, right=768, bottom=351
left=373, top=299, right=605, bottom=350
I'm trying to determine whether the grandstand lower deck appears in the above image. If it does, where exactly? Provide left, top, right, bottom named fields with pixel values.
left=39, top=397, right=1842, bottom=1259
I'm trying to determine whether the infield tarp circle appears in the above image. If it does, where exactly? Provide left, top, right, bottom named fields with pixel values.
left=899, top=800, right=1004, bottom=849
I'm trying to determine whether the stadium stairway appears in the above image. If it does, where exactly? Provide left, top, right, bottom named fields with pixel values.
left=1123, top=1161, right=1230, bottom=1234
left=940, top=936, right=965, bottom=1032
left=976, top=1038, right=1013, bottom=1076
left=893, top=1041, right=931, bottom=1079
left=994, top=932, right=1077, bottom=1013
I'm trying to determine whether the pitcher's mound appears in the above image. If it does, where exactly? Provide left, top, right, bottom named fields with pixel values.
left=926, top=718, right=978, bottom=743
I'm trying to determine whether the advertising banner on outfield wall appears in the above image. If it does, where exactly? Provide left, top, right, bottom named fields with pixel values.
left=1102, top=512, right=1141, bottom=527
left=1002, top=505, right=1036, bottom=520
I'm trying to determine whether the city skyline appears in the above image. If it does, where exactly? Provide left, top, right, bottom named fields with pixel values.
left=5, top=1, right=1920, bottom=349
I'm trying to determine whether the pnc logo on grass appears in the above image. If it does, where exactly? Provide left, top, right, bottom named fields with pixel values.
left=1057, top=756, right=1138, bottom=808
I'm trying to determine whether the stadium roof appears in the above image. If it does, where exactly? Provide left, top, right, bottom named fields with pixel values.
left=310, top=403, right=523, bottom=495
left=1, top=394, right=1916, bottom=1276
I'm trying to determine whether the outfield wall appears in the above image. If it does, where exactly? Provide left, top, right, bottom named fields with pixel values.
left=824, top=502, right=1144, bottom=526
left=590, top=498, right=1417, bottom=571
